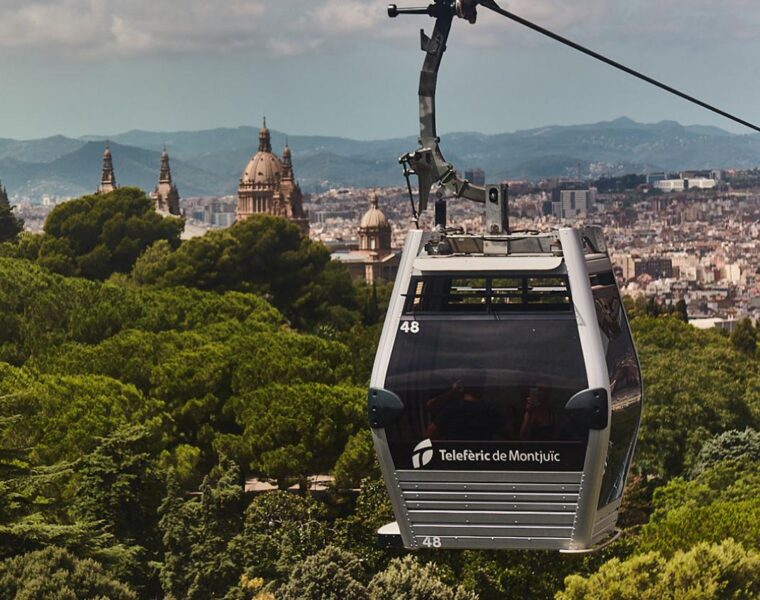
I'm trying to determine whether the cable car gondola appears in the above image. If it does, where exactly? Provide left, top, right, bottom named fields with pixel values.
left=367, top=0, right=648, bottom=551
left=370, top=0, right=759, bottom=551
left=369, top=223, right=643, bottom=551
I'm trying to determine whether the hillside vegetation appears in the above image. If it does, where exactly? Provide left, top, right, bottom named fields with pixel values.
left=0, top=190, right=757, bottom=598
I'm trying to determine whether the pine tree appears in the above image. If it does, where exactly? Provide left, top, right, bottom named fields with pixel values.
left=0, top=184, right=23, bottom=243
left=186, top=457, right=245, bottom=598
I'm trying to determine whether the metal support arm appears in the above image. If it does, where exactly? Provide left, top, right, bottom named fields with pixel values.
left=390, top=1, right=485, bottom=219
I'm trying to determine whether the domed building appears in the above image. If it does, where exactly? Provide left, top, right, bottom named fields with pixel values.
left=335, top=192, right=400, bottom=284
left=236, top=118, right=308, bottom=234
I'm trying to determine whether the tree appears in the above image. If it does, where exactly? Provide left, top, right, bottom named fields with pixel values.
left=278, top=546, right=368, bottom=600
left=0, top=195, right=23, bottom=244
left=557, top=540, right=760, bottom=600
left=368, top=556, right=477, bottom=600
left=675, top=298, right=688, bottom=323
left=691, top=428, right=760, bottom=477
left=333, top=430, right=380, bottom=490
left=158, top=471, right=196, bottom=600
left=634, top=457, right=760, bottom=556
left=187, top=457, right=246, bottom=599
left=73, top=423, right=166, bottom=589
left=130, top=214, right=359, bottom=330
left=731, top=318, right=757, bottom=356
left=221, top=383, right=365, bottom=487
left=38, top=188, right=182, bottom=280
left=0, top=546, right=137, bottom=600
left=630, top=316, right=758, bottom=476
left=232, top=491, right=330, bottom=584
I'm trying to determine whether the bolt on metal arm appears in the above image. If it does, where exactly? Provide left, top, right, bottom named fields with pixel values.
left=389, top=1, right=485, bottom=224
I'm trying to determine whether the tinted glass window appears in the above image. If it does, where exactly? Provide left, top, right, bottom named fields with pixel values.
left=592, top=271, right=643, bottom=508
left=384, top=317, right=589, bottom=445
left=404, top=275, right=571, bottom=314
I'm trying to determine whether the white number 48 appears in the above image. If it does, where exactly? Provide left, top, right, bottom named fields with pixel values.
left=422, top=536, right=442, bottom=548
left=399, top=321, right=420, bottom=334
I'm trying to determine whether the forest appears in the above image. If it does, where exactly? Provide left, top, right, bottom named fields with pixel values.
left=0, top=188, right=757, bottom=599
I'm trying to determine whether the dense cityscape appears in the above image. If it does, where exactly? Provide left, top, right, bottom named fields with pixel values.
left=8, top=148, right=760, bottom=331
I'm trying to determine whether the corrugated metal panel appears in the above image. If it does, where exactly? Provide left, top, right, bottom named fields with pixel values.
left=396, top=470, right=582, bottom=483
left=409, top=510, right=575, bottom=525
left=406, top=500, right=577, bottom=512
left=413, top=536, right=570, bottom=550
left=403, top=491, right=578, bottom=502
left=412, top=523, right=574, bottom=537
left=399, top=471, right=582, bottom=547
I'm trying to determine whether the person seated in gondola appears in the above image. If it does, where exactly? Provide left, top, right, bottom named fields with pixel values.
left=425, top=379, right=505, bottom=440
left=519, top=387, right=556, bottom=441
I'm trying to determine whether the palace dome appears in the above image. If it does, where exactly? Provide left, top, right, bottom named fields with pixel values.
left=241, top=118, right=281, bottom=187
left=360, top=193, right=390, bottom=229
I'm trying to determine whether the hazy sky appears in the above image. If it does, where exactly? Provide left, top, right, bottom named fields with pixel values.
left=1, top=0, right=759, bottom=140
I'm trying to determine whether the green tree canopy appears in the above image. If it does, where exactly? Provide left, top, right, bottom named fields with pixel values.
left=221, top=383, right=366, bottom=487
left=0, top=546, right=137, bottom=600
left=631, top=316, right=759, bottom=476
left=278, top=545, right=369, bottom=600
left=368, top=556, right=477, bottom=600
left=691, top=428, right=760, bottom=477
left=557, top=540, right=759, bottom=600
left=131, top=214, right=359, bottom=330
left=37, top=187, right=182, bottom=279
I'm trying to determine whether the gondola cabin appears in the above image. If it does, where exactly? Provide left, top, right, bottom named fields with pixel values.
left=368, top=226, right=642, bottom=552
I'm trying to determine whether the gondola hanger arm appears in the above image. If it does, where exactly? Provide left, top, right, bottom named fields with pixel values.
left=389, top=0, right=760, bottom=224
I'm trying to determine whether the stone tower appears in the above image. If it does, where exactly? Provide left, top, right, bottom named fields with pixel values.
left=151, top=148, right=181, bottom=216
left=98, top=144, right=117, bottom=194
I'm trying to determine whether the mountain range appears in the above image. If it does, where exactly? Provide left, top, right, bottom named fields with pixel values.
left=2, top=117, right=759, bottom=199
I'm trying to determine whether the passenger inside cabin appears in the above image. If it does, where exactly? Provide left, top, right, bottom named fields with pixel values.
left=519, top=387, right=556, bottom=440
left=425, top=379, right=506, bottom=440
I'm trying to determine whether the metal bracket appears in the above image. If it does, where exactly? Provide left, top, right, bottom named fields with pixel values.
left=390, top=1, right=485, bottom=223
left=565, top=387, right=609, bottom=430
left=368, top=388, right=404, bottom=429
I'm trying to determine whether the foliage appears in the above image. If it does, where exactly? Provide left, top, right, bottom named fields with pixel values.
left=34, top=188, right=183, bottom=279
left=731, top=318, right=758, bottom=356
left=158, top=458, right=245, bottom=600
left=631, top=316, right=759, bottom=476
left=278, top=545, right=369, bottom=600
left=233, top=491, right=331, bottom=583
left=221, top=383, right=365, bottom=487
left=637, top=458, right=760, bottom=555
left=0, top=244, right=758, bottom=599
left=368, top=556, right=477, bottom=600
left=131, top=214, right=359, bottom=330
left=691, top=428, right=760, bottom=477
left=557, top=539, right=760, bottom=600
left=333, top=430, right=380, bottom=490
left=0, top=198, right=23, bottom=244
left=0, top=546, right=137, bottom=600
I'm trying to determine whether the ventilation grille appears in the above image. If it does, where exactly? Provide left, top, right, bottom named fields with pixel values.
left=396, top=470, right=582, bottom=550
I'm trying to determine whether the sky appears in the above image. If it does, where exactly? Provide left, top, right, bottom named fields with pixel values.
left=1, top=0, right=759, bottom=140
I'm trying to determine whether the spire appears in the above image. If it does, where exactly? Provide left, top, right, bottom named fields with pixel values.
left=258, top=116, right=272, bottom=153
left=159, top=146, right=172, bottom=184
left=98, top=143, right=116, bottom=193
left=370, top=191, right=379, bottom=209
left=282, top=139, right=293, bottom=179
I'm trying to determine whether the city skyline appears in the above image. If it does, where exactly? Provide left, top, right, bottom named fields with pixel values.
left=0, top=1, right=759, bottom=140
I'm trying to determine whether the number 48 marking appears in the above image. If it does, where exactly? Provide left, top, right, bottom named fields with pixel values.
left=399, top=321, right=420, bottom=334
left=422, top=536, right=441, bottom=548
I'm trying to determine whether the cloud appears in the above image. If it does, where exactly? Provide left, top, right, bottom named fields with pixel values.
left=0, top=0, right=756, bottom=58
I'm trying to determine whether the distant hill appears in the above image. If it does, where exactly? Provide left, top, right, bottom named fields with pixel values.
left=2, top=117, right=759, bottom=199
